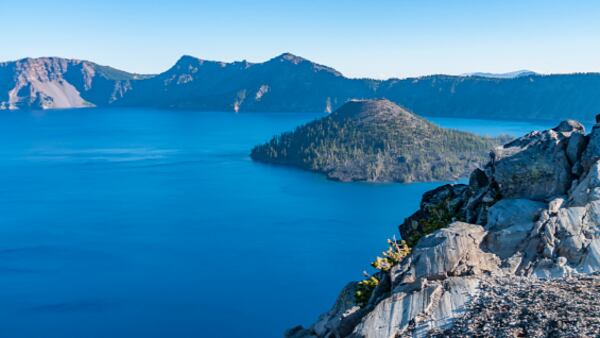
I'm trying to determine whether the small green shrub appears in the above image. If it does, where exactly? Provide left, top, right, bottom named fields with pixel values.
left=371, top=238, right=411, bottom=271
left=355, top=275, right=379, bottom=307
left=406, top=199, right=454, bottom=247
left=355, top=238, right=411, bottom=306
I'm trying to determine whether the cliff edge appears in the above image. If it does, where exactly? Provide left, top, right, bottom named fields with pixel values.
left=288, top=118, right=600, bottom=337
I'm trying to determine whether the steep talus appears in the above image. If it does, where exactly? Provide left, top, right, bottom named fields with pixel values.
left=251, top=99, right=505, bottom=183
left=288, top=117, right=600, bottom=337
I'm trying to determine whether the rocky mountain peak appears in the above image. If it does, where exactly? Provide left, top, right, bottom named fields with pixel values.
left=171, top=55, right=208, bottom=72
left=169, top=55, right=254, bottom=77
left=267, top=53, right=343, bottom=76
left=273, top=52, right=306, bottom=64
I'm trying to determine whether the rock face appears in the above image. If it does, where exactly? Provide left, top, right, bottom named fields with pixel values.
left=483, top=199, right=545, bottom=259
left=290, top=119, right=600, bottom=337
left=0, top=57, right=149, bottom=110
left=355, top=222, right=501, bottom=337
left=492, top=121, right=584, bottom=200
left=251, top=99, right=506, bottom=183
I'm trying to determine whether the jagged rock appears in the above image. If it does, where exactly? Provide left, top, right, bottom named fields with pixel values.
left=567, top=132, right=587, bottom=165
left=534, top=207, right=589, bottom=264
left=582, top=125, right=600, bottom=170
left=293, top=120, right=600, bottom=338
left=519, top=195, right=600, bottom=278
left=416, top=277, right=480, bottom=336
left=579, top=238, right=600, bottom=273
left=350, top=277, right=482, bottom=338
left=410, top=222, right=500, bottom=280
left=349, top=282, right=442, bottom=338
left=552, top=119, right=585, bottom=133
left=483, top=199, right=545, bottom=259
left=468, top=168, right=488, bottom=190
left=569, top=160, right=600, bottom=206
left=548, top=197, right=565, bottom=214
left=349, top=222, right=499, bottom=337
left=492, top=126, right=578, bottom=201
left=306, top=221, right=500, bottom=338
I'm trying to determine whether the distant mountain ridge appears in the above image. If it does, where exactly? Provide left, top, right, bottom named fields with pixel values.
left=1, top=54, right=600, bottom=121
left=463, top=70, right=537, bottom=79
left=0, top=57, right=152, bottom=110
left=112, top=53, right=368, bottom=112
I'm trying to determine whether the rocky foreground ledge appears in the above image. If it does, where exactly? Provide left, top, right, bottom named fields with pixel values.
left=288, top=119, right=600, bottom=337
left=432, top=274, right=600, bottom=337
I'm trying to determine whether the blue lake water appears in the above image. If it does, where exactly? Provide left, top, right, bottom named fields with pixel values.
left=0, top=109, right=563, bottom=338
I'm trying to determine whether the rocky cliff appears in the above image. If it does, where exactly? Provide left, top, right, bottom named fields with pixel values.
left=0, top=57, right=149, bottom=110
left=288, top=118, right=600, bottom=337
left=251, top=99, right=506, bottom=182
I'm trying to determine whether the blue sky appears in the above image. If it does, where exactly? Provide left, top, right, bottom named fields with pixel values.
left=2, top=0, right=600, bottom=78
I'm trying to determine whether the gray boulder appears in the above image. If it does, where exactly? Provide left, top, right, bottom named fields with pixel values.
left=492, top=127, right=576, bottom=201
left=349, top=282, right=443, bottom=338
left=410, top=222, right=500, bottom=280
left=552, top=119, right=585, bottom=134
left=484, top=199, right=545, bottom=259
left=582, top=125, right=600, bottom=170
left=579, top=237, right=600, bottom=274
left=350, top=277, right=480, bottom=338
left=567, top=132, right=587, bottom=165
left=569, top=160, right=600, bottom=206
left=350, top=222, right=499, bottom=338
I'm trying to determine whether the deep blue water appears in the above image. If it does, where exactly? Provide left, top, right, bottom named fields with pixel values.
left=0, top=109, right=561, bottom=338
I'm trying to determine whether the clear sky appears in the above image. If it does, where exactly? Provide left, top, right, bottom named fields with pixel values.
left=2, top=0, right=600, bottom=79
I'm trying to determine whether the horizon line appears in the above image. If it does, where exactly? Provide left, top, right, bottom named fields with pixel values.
left=4, top=53, right=600, bottom=81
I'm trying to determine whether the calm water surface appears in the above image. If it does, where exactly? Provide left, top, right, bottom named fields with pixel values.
left=0, top=109, right=562, bottom=338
